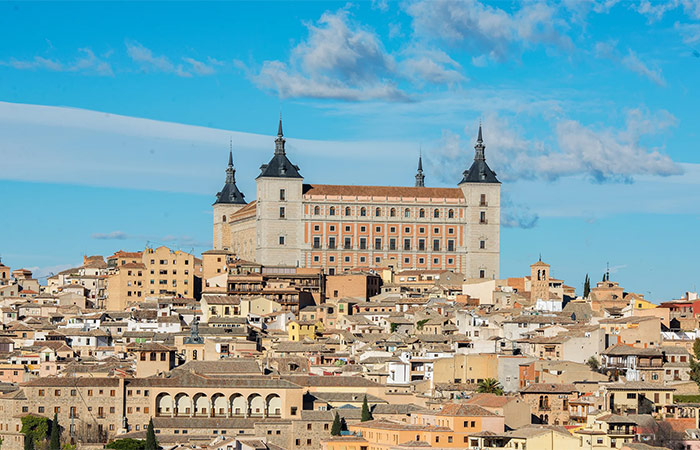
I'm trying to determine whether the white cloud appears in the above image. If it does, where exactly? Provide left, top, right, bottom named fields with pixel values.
left=250, top=9, right=408, bottom=101
left=248, top=8, right=467, bottom=101
left=401, top=48, right=467, bottom=84
left=182, top=57, right=217, bottom=75
left=636, top=0, right=700, bottom=21
left=428, top=109, right=681, bottom=185
left=0, top=48, right=113, bottom=76
left=404, top=0, right=573, bottom=59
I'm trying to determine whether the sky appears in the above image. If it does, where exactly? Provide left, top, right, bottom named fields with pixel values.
left=0, top=1, right=699, bottom=301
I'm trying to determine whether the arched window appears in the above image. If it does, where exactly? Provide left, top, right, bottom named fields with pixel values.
left=448, top=209, right=454, bottom=219
left=222, top=215, right=227, bottom=222
left=404, top=208, right=410, bottom=218
left=345, top=207, right=351, bottom=216
left=313, top=206, right=320, bottom=215
left=419, top=208, right=425, bottom=218
left=375, top=207, right=381, bottom=217
left=433, top=209, right=439, bottom=218
left=360, top=207, right=367, bottom=217
left=390, top=208, right=396, bottom=217
left=329, top=207, right=335, bottom=216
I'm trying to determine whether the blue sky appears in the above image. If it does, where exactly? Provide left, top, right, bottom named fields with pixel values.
left=1, top=1, right=699, bottom=300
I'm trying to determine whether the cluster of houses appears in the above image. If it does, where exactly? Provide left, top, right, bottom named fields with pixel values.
left=0, top=252, right=698, bottom=450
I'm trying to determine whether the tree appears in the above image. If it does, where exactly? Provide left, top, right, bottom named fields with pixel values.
left=476, top=378, right=504, bottom=396
left=361, top=396, right=373, bottom=422
left=689, top=338, right=700, bottom=387
left=49, top=414, right=60, bottom=450
left=583, top=274, right=590, bottom=299
left=24, top=436, right=33, bottom=450
left=390, top=323, right=398, bottom=333
left=330, top=412, right=342, bottom=436
left=21, top=415, right=49, bottom=445
left=586, top=356, right=600, bottom=372
left=416, top=319, right=429, bottom=331
left=106, top=440, right=146, bottom=450
left=145, top=419, right=157, bottom=450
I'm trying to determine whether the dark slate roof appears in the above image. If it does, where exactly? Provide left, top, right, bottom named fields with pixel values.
left=257, top=119, right=303, bottom=179
left=459, top=125, right=500, bottom=184
left=214, top=150, right=247, bottom=205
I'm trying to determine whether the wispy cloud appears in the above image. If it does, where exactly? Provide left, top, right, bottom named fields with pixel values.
left=91, top=230, right=211, bottom=248
left=125, top=41, right=221, bottom=78
left=595, top=41, right=666, bottom=86
left=0, top=48, right=113, bottom=76
left=92, top=231, right=129, bottom=240
left=621, top=50, right=666, bottom=86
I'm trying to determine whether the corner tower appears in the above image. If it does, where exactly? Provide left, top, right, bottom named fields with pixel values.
left=213, top=145, right=247, bottom=250
left=255, top=119, right=304, bottom=267
left=459, top=125, right=500, bottom=279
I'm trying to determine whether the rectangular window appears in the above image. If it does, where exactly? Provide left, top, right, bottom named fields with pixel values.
left=345, top=225, right=351, bottom=232
left=480, top=240, right=486, bottom=249
left=418, top=239, right=425, bottom=251
left=344, top=237, right=352, bottom=249
left=404, top=239, right=411, bottom=250
left=480, top=193, right=487, bottom=206
left=433, top=239, right=440, bottom=251
left=374, top=238, right=382, bottom=250
left=279, top=189, right=286, bottom=201
left=360, top=238, right=367, bottom=250
left=279, top=207, right=285, bottom=218
left=479, top=270, right=485, bottom=279
left=448, top=240, right=455, bottom=251
left=279, top=236, right=285, bottom=245
left=313, top=237, right=320, bottom=249
left=389, top=238, right=396, bottom=250
left=328, top=237, right=336, bottom=249
left=480, top=211, right=487, bottom=223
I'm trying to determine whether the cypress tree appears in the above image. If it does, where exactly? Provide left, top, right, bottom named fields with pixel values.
left=583, top=274, right=590, bottom=299
left=361, top=396, right=372, bottom=422
left=24, top=436, right=33, bottom=450
left=330, top=412, right=342, bottom=436
left=145, top=419, right=157, bottom=450
left=49, top=413, right=60, bottom=450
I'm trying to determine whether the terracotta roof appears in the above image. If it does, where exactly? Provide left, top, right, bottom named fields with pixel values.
left=302, top=184, right=464, bottom=199
left=521, top=383, right=577, bottom=393
left=436, top=403, right=497, bottom=417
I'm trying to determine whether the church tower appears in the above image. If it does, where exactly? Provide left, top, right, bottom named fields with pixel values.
left=459, top=125, right=501, bottom=279
left=415, top=153, right=425, bottom=187
left=255, top=119, right=304, bottom=267
left=530, top=258, right=551, bottom=301
left=213, top=145, right=247, bottom=250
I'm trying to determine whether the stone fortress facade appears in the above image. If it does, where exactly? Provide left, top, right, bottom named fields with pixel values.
left=213, top=120, right=501, bottom=280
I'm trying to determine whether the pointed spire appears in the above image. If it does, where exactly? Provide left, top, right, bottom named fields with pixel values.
left=225, top=143, right=236, bottom=184
left=415, top=148, right=425, bottom=187
left=474, top=124, right=486, bottom=161
left=274, top=116, right=286, bottom=155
